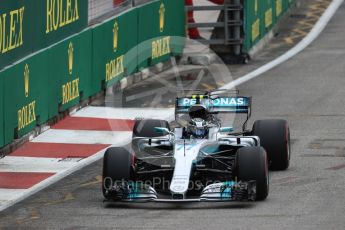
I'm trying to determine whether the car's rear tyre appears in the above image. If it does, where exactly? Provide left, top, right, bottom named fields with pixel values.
left=133, top=119, right=170, bottom=138
left=236, top=147, right=269, bottom=201
left=252, top=119, right=290, bottom=170
left=102, top=147, right=134, bottom=199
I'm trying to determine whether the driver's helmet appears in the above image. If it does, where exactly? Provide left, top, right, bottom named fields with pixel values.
left=189, top=104, right=208, bottom=120
left=188, top=118, right=209, bottom=138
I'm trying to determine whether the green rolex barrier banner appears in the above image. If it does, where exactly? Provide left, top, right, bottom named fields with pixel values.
left=137, top=0, right=185, bottom=70
left=275, top=0, right=284, bottom=19
left=137, top=1, right=167, bottom=69
left=92, top=10, right=138, bottom=93
left=275, top=0, right=294, bottom=23
left=37, top=0, right=88, bottom=49
left=261, top=0, right=275, bottom=34
left=0, top=0, right=88, bottom=71
left=284, top=0, right=295, bottom=14
left=0, top=74, right=4, bottom=147
left=3, top=51, right=50, bottom=145
left=244, top=0, right=261, bottom=52
left=48, top=29, right=92, bottom=114
left=0, top=0, right=186, bottom=148
left=244, top=0, right=294, bottom=53
left=162, top=0, right=185, bottom=56
left=0, top=1, right=35, bottom=70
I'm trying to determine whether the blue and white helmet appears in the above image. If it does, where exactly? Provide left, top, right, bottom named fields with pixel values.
left=189, top=118, right=209, bottom=138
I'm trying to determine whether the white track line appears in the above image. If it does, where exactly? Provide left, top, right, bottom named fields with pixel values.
left=0, top=157, right=78, bottom=173
left=0, top=0, right=343, bottom=213
left=73, top=107, right=175, bottom=121
left=221, top=0, right=345, bottom=90
left=0, top=189, right=26, bottom=206
left=32, top=129, right=132, bottom=145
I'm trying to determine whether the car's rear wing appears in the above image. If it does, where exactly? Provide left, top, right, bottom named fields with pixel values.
left=175, top=90, right=252, bottom=131
left=175, top=96, right=251, bottom=114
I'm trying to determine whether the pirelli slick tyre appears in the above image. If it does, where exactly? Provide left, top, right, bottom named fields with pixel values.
left=236, top=147, right=269, bottom=201
left=133, top=119, right=170, bottom=138
left=252, top=119, right=291, bottom=170
left=102, top=147, right=134, bottom=199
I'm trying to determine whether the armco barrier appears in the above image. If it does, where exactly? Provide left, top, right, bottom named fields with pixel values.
left=0, top=0, right=186, bottom=148
left=92, top=9, right=138, bottom=93
left=0, top=0, right=88, bottom=71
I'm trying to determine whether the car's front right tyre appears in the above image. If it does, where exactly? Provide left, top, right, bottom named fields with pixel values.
left=102, top=147, right=135, bottom=199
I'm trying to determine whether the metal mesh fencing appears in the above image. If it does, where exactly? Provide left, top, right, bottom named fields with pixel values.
left=88, top=0, right=155, bottom=24
left=88, top=0, right=133, bottom=24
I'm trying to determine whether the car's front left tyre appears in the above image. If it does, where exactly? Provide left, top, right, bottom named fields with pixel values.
left=252, top=119, right=291, bottom=170
left=235, top=147, right=269, bottom=201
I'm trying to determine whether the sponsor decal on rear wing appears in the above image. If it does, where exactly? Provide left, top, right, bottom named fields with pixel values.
left=175, top=96, right=251, bottom=114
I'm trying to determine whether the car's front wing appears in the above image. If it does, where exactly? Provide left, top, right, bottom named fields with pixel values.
left=104, top=181, right=256, bottom=203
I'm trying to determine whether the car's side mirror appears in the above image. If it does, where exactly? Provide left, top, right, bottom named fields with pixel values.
left=154, top=127, right=171, bottom=136
left=219, top=127, right=234, bottom=133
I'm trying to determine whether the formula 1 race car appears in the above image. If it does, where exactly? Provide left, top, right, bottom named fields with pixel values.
left=102, top=90, right=291, bottom=202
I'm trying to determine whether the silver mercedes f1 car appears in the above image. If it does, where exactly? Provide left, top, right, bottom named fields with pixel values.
left=102, top=90, right=291, bottom=203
